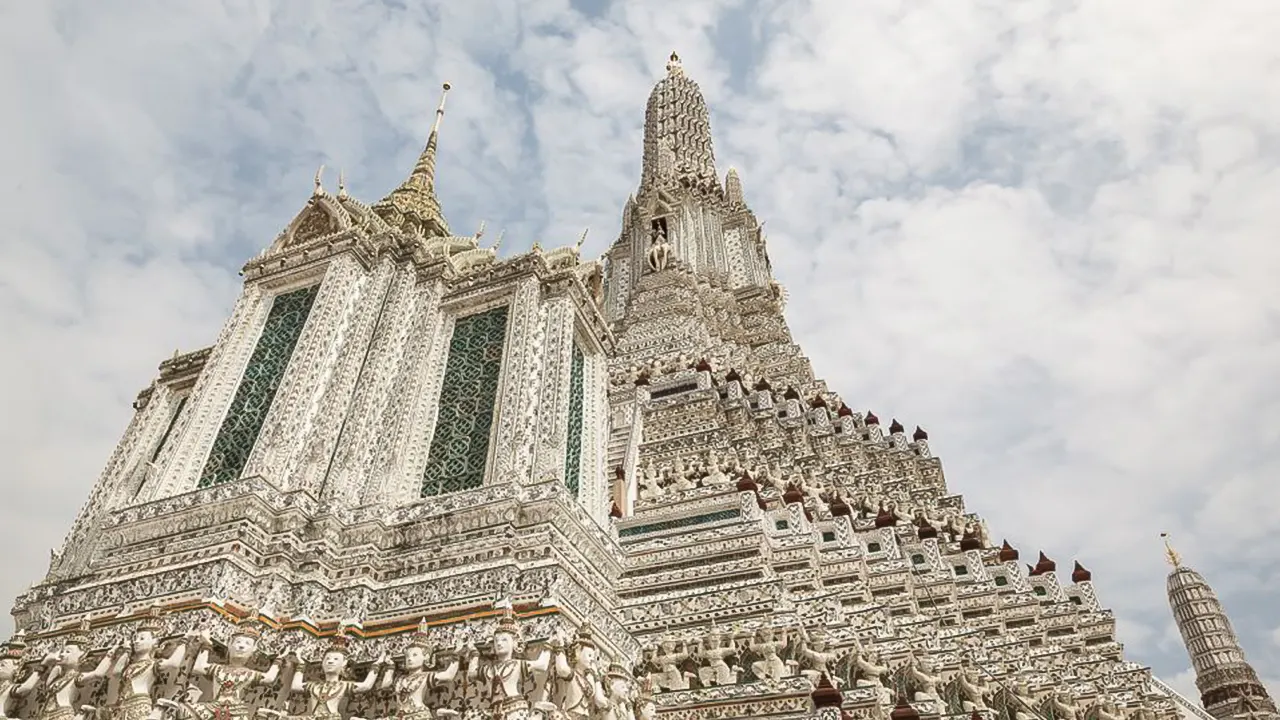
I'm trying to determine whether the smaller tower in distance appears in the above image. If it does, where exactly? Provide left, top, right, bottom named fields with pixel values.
left=1162, top=533, right=1278, bottom=720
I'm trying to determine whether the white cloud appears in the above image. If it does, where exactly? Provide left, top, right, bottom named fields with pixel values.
left=2, top=0, right=1279, bottom=697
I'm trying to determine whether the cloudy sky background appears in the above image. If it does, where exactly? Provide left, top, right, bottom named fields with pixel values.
left=2, top=0, right=1278, bottom=702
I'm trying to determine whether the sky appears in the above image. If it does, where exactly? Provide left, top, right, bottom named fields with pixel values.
left=1, top=0, right=1278, bottom=704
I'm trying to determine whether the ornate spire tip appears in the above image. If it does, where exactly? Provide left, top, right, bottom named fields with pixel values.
left=1160, top=532, right=1182, bottom=568
left=430, top=82, right=451, bottom=134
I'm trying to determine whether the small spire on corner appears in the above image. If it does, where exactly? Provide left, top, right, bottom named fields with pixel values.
left=577, top=227, right=589, bottom=251
left=313, top=164, right=326, bottom=197
left=475, top=220, right=486, bottom=240
left=1160, top=532, right=1182, bottom=568
left=337, top=169, right=347, bottom=198
left=492, top=228, right=505, bottom=254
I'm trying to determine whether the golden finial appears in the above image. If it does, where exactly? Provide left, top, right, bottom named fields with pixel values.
left=1160, top=532, right=1182, bottom=568
left=577, top=227, right=589, bottom=251
left=313, top=164, right=326, bottom=196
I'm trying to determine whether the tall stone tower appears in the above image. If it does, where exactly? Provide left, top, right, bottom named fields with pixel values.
left=3, top=55, right=1204, bottom=720
left=1163, top=535, right=1278, bottom=720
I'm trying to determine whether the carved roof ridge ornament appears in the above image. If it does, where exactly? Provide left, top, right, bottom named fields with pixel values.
left=373, top=81, right=452, bottom=238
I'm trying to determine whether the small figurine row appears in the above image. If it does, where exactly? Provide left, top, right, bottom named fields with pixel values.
left=0, top=606, right=658, bottom=720
left=631, top=625, right=1128, bottom=720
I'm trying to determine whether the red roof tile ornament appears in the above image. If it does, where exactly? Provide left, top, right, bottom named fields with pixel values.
left=865, top=411, right=880, bottom=425
left=736, top=471, right=759, bottom=493
left=998, top=540, right=1019, bottom=562
left=810, top=394, right=829, bottom=409
left=783, top=386, right=801, bottom=401
left=811, top=674, right=844, bottom=708
left=829, top=495, right=852, bottom=517
left=783, top=483, right=805, bottom=505
left=913, top=426, right=928, bottom=442
left=916, top=519, right=938, bottom=540
left=1072, top=561, right=1092, bottom=583
left=694, top=358, right=712, bottom=373
left=754, top=378, right=772, bottom=392
left=725, top=368, right=742, bottom=383
left=609, top=502, right=623, bottom=519
left=959, top=527, right=983, bottom=552
left=837, top=404, right=854, bottom=417
left=874, top=505, right=897, bottom=528
left=890, top=696, right=921, bottom=720
left=1031, top=551, right=1056, bottom=576
left=889, top=419, right=905, bottom=434
left=634, top=371, right=650, bottom=386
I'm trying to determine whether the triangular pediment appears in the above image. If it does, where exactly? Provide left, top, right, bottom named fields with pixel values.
left=283, top=194, right=353, bottom=247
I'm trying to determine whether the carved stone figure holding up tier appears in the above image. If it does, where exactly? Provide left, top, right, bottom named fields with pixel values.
left=1051, top=690, right=1082, bottom=720
left=1008, top=680, right=1039, bottom=720
left=375, top=619, right=460, bottom=720
left=746, top=627, right=789, bottom=684
left=796, top=628, right=840, bottom=688
left=847, top=644, right=890, bottom=705
left=103, top=608, right=197, bottom=720
left=601, top=664, right=634, bottom=720
left=651, top=638, right=691, bottom=692
left=907, top=652, right=941, bottom=704
left=548, top=625, right=608, bottom=720
left=280, top=630, right=384, bottom=720
left=701, top=450, right=729, bottom=486
left=157, top=615, right=284, bottom=720
left=638, top=462, right=663, bottom=501
left=694, top=627, right=738, bottom=687
left=1, top=632, right=28, bottom=719
left=956, top=663, right=991, bottom=712
left=465, top=606, right=555, bottom=720
left=1094, top=693, right=1125, bottom=720
left=17, top=619, right=115, bottom=720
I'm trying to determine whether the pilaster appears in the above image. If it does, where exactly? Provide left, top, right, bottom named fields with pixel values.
left=361, top=276, right=446, bottom=507
left=532, top=295, right=575, bottom=487
left=286, top=258, right=398, bottom=498
left=383, top=282, right=455, bottom=507
left=324, top=261, right=429, bottom=508
left=243, top=254, right=366, bottom=488
left=146, top=284, right=269, bottom=500
left=580, top=346, right=610, bottom=522
left=490, top=277, right=545, bottom=485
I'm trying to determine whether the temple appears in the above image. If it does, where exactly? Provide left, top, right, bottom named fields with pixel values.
left=1, top=53, right=1259, bottom=720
